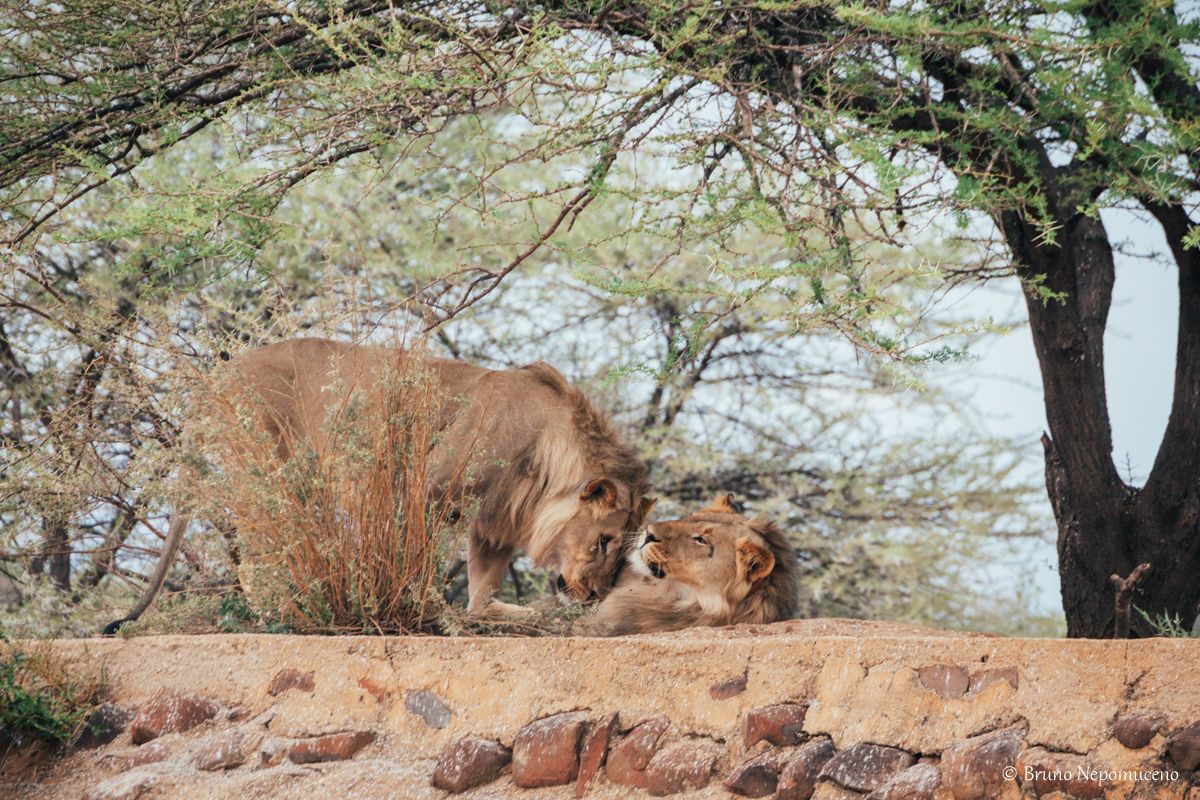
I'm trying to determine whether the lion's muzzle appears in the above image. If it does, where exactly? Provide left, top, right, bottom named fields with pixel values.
left=555, top=573, right=594, bottom=602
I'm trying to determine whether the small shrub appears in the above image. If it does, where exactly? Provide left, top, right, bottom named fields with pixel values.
left=0, top=638, right=106, bottom=746
left=1136, top=607, right=1195, bottom=638
left=204, top=345, right=471, bottom=634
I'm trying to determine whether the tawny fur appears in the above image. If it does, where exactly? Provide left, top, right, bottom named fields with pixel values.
left=106, top=337, right=649, bottom=631
left=575, top=506, right=799, bottom=636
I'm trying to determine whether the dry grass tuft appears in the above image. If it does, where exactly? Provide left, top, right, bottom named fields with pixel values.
left=0, top=640, right=106, bottom=746
left=202, top=344, right=471, bottom=634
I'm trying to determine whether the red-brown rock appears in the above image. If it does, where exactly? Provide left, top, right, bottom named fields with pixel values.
left=917, top=665, right=969, bottom=699
left=512, top=711, right=588, bottom=788
left=968, top=667, right=1019, bottom=694
left=1015, top=747, right=1104, bottom=799
left=606, top=717, right=670, bottom=788
left=710, top=670, right=749, bottom=700
left=867, top=762, right=942, bottom=800
left=819, top=743, right=915, bottom=793
left=742, top=703, right=807, bottom=748
left=431, top=737, right=511, bottom=793
left=194, top=730, right=251, bottom=771
left=724, top=750, right=781, bottom=797
left=126, top=741, right=171, bottom=768
left=576, top=712, right=619, bottom=797
left=940, top=726, right=1023, bottom=800
left=1167, top=721, right=1200, bottom=771
left=1114, top=710, right=1168, bottom=749
left=267, top=669, right=315, bottom=696
left=129, top=687, right=219, bottom=744
left=642, top=740, right=720, bottom=796
left=777, top=739, right=836, bottom=800
left=286, top=730, right=376, bottom=763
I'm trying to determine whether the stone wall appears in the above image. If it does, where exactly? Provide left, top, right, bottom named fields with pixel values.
left=3, top=619, right=1198, bottom=799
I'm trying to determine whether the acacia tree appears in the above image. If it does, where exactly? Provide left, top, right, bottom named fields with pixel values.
left=2, top=0, right=1197, bottom=636
left=0, top=118, right=1052, bottom=636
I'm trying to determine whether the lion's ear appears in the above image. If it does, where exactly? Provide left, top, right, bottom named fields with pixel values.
left=703, top=493, right=739, bottom=514
left=736, top=536, right=776, bottom=584
left=580, top=477, right=619, bottom=506
left=631, top=496, right=657, bottom=526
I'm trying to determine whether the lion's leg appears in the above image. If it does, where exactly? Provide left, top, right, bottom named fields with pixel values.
left=465, top=537, right=528, bottom=618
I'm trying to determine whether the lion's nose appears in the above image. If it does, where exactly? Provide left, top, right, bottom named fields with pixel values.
left=643, top=530, right=660, bottom=543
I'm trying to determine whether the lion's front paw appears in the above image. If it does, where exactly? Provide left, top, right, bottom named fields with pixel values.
left=468, top=600, right=534, bottom=620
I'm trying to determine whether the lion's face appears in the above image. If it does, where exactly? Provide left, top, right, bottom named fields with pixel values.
left=626, top=497, right=776, bottom=616
left=547, top=480, right=656, bottom=602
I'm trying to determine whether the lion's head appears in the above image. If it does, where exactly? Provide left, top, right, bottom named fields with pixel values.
left=575, top=494, right=800, bottom=635
left=540, top=481, right=657, bottom=601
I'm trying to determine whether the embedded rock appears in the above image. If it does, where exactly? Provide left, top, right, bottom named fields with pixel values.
left=867, top=762, right=941, bottom=800
left=129, top=687, right=219, bottom=744
left=404, top=689, right=452, bottom=729
left=710, top=670, right=749, bottom=700
left=1167, top=721, right=1200, bottom=771
left=511, top=711, right=587, bottom=788
left=941, top=726, right=1023, bottom=800
left=1114, top=710, right=1168, bottom=749
left=267, top=669, right=314, bottom=696
left=724, top=750, right=781, bottom=797
left=125, top=741, right=171, bottom=768
left=431, top=737, right=511, bottom=794
left=917, top=665, right=969, bottom=699
left=286, top=730, right=376, bottom=763
left=819, top=743, right=915, bottom=793
left=194, top=729, right=251, bottom=771
left=777, top=739, right=837, bottom=800
left=642, top=740, right=720, bottom=796
left=606, top=717, right=670, bottom=788
left=742, top=703, right=807, bottom=748
left=576, top=712, right=619, bottom=797
left=968, top=668, right=1018, bottom=694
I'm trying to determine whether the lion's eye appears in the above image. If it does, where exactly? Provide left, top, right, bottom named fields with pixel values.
left=599, top=536, right=613, bottom=555
left=692, top=535, right=708, bottom=545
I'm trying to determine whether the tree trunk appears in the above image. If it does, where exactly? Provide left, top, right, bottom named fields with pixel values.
left=1003, top=209, right=1200, bottom=637
left=43, top=520, right=71, bottom=592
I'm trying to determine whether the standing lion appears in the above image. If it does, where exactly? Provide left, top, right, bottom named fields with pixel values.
left=105, top=338, right=652, bottom=631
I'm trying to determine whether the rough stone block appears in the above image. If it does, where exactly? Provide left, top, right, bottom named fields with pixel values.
left=512, top=711, right=588, bottom=788
left=286, top=730, right=376, bottom=763
left=431, top=737, right=511, bottom=793
left=130, top=687, right=219, bottom=744
left=576, top=712, right=619, bottom=797
left=725, top=750, right=781, bottom=797
left=778, top=739, right=836, bottom=800
left=819, top=743, right=916, bottom=793
left=742, top=703, right=808, bottom=748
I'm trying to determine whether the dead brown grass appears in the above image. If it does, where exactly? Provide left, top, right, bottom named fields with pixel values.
left=203, top=343, right=471, bottom=634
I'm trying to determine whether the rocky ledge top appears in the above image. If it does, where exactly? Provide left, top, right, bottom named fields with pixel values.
left=5, top=619, right=1199, bottom=800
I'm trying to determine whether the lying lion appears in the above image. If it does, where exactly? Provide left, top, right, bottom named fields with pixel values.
left=106, top=338, right=653, bottom=631
left=575, top=494, right=800, bottom=636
